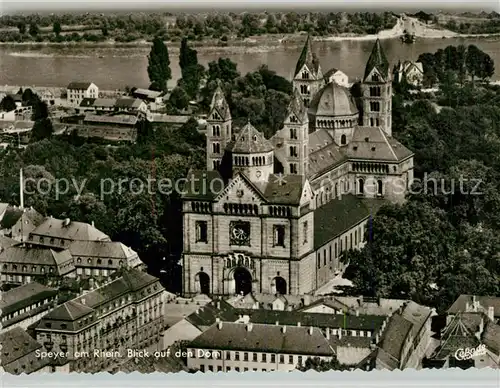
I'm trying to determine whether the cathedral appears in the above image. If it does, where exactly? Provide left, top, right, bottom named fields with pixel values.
left=181, top=38, right=414, bottom=297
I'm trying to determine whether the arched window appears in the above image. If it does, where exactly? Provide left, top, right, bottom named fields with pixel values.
left=377, top=180, right=383, bottom=196
left=358, top=179, right=364, bottom=195
left=341, top=134, right=347, bottom=145
left=372, top=73, right=379, bottom=82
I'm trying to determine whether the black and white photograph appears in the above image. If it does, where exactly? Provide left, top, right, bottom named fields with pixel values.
left=0, top=0, right=499, bottom=382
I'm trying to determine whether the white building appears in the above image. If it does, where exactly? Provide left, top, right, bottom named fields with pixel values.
left=66, top=82, right=99, bottom=106
left=187, top=321, right=335, bottom=372
left=394, top=61, right=424, bottom=87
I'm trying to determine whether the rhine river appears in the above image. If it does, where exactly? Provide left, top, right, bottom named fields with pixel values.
left=1, top=36, right=499, bottom=90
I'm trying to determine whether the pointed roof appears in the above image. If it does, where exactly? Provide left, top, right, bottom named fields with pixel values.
left=231, top=122, right=274, bottom=154
left=287, top=88, right=308, bottom=122
left=45, top=300, right=94, bottom=321
left=294, top=34, right=320, bottom=77
left=364, top=39, right=390, bottom=81
left=210, top=80, right=231, bottom=121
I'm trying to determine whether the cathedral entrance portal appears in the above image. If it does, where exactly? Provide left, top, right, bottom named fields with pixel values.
left=233, top=267, right=252, bottom=295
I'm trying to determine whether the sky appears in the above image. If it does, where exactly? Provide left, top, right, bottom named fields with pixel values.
left=1, top=0, right=499, bottom=15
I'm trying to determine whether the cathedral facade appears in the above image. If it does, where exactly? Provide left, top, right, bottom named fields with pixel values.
left=181, top=38, right=414, bottom=297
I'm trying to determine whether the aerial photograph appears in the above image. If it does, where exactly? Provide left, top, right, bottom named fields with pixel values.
left=0, top=0, right=499, bottom=380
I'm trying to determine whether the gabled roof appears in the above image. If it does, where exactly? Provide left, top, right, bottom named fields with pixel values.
left=0, top=281, right=57, bottom=316
left=294, top=34, right=321, bottom=78
left=79, top=98, right=96, bottom=108
left=0, top=246, right=73, bottom=268
left=30, top=217, right=110, bottom=241
left=230, top=122, right=274, bottom=154
left=347, top=126, right=413, bottom=161
left=186, top=300, right=240, bottom=329
left=377, top=314, right=412, bottom=369
left=209, top=81, right=231, bottom=121
left=92, top=98, right=116, bottom=108
left=363, top=39, right=390, bottom=81
left=115, top=98, right=143, bottom=109
left=69, top=240, right=137, bottom=259
left=133, top=88, right=163, bottom=99
left=190, top=322, right=334, bottom=356
left=67, top=82, right=92, bottom=90
left=0, top=327, right=50, bottom=373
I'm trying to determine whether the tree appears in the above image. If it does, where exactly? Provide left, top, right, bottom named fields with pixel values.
left=31, top=118, right=54, bottom=142
left=297, top=357, right=350, bottom=372
left=169, top=86, right=190, bottom=110
left=147, top=37, right=171, bottom=92
left=178, top=38, right=204, bottom=98
left=0, top=95, right=16, bottom=112
left=29, top=23, right=39, bottom=36
left=17, top=22, right=26, bottom=34
left=53, top=21, right=62, bottom=36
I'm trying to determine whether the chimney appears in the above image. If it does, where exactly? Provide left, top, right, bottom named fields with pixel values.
left=297, top=322, right=301, bottom=327
left=19, top=168, right=24, bottom=209
left=281, top=325, right=286, bottom=334
left=308, top=327, right=313, bottom=335
left=217, top=321, right=223, bottom=330
left=325, top=328, right=330, bottom=340
left=215, top=317, right=220, bottom=323
left=275, top=321, right=279, bottom=326
left=487, top=306, right=494, bottom=322
left=375, top=333, right=379, bottom=344
left=247, top=323, right=253, bottom=332
left=217, top=301, right=221, bottom=309
left=91, top=221, right=95, bottom=228
left=304, top=295, right=311, bottom=306
left=355, top=310, right=359, bottom=317
left=81, top=298, right=86, bottom=305
left=338, top=328, right=342, bottom=340
left=465, top=302, right=471, bottom=312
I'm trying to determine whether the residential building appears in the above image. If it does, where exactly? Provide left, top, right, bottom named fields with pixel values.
left=0, top=205, right=44, bottom=241
left=187, top=322, right=336, bottom=372
left=181, top=38, right=414, bottom=298
left=68, top=240, right=144, bottom=278
left=33, top=268, right=167, bottom=372
left=82, top=113, right=138, bottom=128
left=447, top=295, right=500, bottom=324
left=0, top=281, right=58, bottom=334
left=162, top=299, right=239, bottom=348
left=132, top=88, right=164, bottom=104
left=323, top=68, right=349, bottom=88
left=0, top=245, right=76, bottom=284
left=427, top=312, right=500, bottom=369
left=0, top=327, right=52, bottom=374
left=92, top=98, right=116, bottom=113
left=66, top=82, right=99, bottom=106
left=359, top=301, right=435, bottom=370
left=114, top=98, right=148, bottom=114
left=394, top=61, right=424, bottom=87
left=28, top=217, right=110, bottom=250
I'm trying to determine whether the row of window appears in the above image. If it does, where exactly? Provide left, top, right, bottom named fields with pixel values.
left=299, top=85, right=311, bottom=95
left=195, top=221, right=286, bottom=246
left=2, top=263, right=55, bottom=274
left=316, top=225, right=366, bottom=269
left=28, top=234, right=67, bottom=246
left=195, top=351, right=301, bottom=365
left=75, top=257, right=125, bottom=266
left=369, top=102, right=380, bottom=112
left=1, top=298, right=54, bottom=322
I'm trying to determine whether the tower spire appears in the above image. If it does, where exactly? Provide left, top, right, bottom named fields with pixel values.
left=363, top=39, right=390, bottom=81
left=294, top=34, right=319, bottom=77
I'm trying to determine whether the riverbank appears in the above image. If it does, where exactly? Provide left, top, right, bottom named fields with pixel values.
left=1, top=17, right=499, bottom=51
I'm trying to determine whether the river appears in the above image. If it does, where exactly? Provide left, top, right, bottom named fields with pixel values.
left=1, top=36, right=499, bottom=90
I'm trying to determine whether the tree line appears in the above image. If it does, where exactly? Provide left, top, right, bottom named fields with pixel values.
left=0, top=11, right=397, bottom=43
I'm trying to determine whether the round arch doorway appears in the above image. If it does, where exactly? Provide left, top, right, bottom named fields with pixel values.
left=233, top=267, right=252, bottom=295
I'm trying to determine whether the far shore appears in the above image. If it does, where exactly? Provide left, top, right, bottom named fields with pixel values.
left=1, top=29, right=499, bottom=52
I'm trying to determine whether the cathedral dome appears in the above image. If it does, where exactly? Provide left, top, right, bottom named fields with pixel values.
left=308, top=82, right=358, bottom=118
